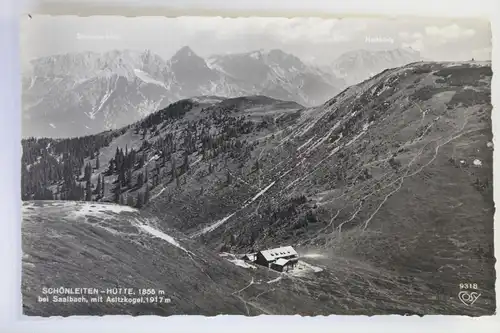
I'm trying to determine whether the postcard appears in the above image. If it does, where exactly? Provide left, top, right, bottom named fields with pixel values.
left=20, top=13, right=495, bottom=317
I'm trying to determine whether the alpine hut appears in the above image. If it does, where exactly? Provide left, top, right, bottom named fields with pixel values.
left=255, top=246, right=299, bottom=271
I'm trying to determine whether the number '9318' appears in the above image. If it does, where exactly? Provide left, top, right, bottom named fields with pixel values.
left=459, top=283, right=478, bottom=290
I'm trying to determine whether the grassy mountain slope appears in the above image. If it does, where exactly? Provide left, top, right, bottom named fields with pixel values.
left=22, top=200, right=491, bottom=316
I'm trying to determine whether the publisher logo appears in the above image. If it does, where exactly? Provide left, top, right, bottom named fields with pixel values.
left=458, top=291, right=481, bottom=306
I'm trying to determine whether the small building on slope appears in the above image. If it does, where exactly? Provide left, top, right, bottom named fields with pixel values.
left=241, top=253, right=257, bottom=262
left=254, top=246, right=299, bottom=271
left=270, top=258, right=296, bottom=272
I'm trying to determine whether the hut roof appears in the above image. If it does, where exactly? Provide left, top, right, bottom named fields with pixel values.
left=273, top=258, right=290, bottom=266
left=259, top=246, right=298, bottom=261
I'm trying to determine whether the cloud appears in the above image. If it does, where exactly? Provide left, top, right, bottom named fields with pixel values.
left=399, top=31, right=409, bottom=39
left=21, top=15, right=491, bottom=64
left=402, top=39, right=424, bottom=52
left=174, top=16, right=364, bottom=44
left=398, top=31, right=424, bottom=44
left=399, top=31, right=424, bottom=51
left=471, top=47, right=492, bottom=60
left=399, top=31, right=423, bottom=40
left=412, top=32, right=423, bottom=39
left=425, top=24, right=475, bottom=39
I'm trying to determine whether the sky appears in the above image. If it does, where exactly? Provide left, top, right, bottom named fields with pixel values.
left=20, top=15, right=492, bottom=66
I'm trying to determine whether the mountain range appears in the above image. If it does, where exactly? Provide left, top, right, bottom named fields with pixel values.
left=22, top=47, right=421, bottom=138
left=328, top=48, right=423, bottom=86
left=21, top=60, right=495, bottom=316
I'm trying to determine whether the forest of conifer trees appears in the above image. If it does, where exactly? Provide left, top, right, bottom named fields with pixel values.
left=21, top=97, right=261, bottom=209
left=21, top=135, right=113, bottom=201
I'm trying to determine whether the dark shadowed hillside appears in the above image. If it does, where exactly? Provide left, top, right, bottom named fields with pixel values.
left=22, top=61, right=496, bottom=315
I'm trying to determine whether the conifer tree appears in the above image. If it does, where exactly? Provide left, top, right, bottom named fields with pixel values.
left=101, top=175, right=105, bottom=197
left=85, top=180, right=92, bottom=201
left=126, top=194, right=135, bottom=207
left=84, top=163, right=92, bottom=181
left=139, top=154, right=145, bottom=168
left=171, top=157, right=177, bottom=180
left=183, top=153, right=189, bottom=173
left=136, top=173, right=144, bottom=188
left=114, top=147, right=120, bottom=171
left=126, top=169, right=133, bottom=188
left=254, top=160, right=260, bottom=171
left=112, top=181, right=121, bottom=203
left=119, top=166, right=126, bottom=187
left=136, top=192, right=144, bottom=208
left=144, top=184, right=150, bottom=204
left=176, top=173, right=180, bottom=188
left=96, top=175, right=102, bottom=197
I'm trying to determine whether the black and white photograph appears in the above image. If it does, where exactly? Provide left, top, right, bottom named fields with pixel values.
left=20, top=14, right=495, bottom=316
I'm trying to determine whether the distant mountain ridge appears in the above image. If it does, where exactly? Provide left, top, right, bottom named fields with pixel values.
left=22, top=46, right=342, bottom=138
left=207, top=48, right=345, bottom=107
left=329, top=48, right=422, bottom=86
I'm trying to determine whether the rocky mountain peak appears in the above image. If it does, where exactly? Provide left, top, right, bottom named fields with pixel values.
left=171, top=46, right=199, bottom=61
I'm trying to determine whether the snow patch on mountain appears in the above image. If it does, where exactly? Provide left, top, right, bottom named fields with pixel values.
left=191, top=180, right=278, bottom=238
left=71, top=203, right=137, bottom=218
left=88, top=90, right=114, bottom=120
left=133, top=69, right=167, bottom=88
left=192, top=213, right=236, bottom=237
left=135, top=222, right=192, bottom=255
left=288, top=261, right=324, bottom=277
left=219, top=253, right=257, bottom=269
